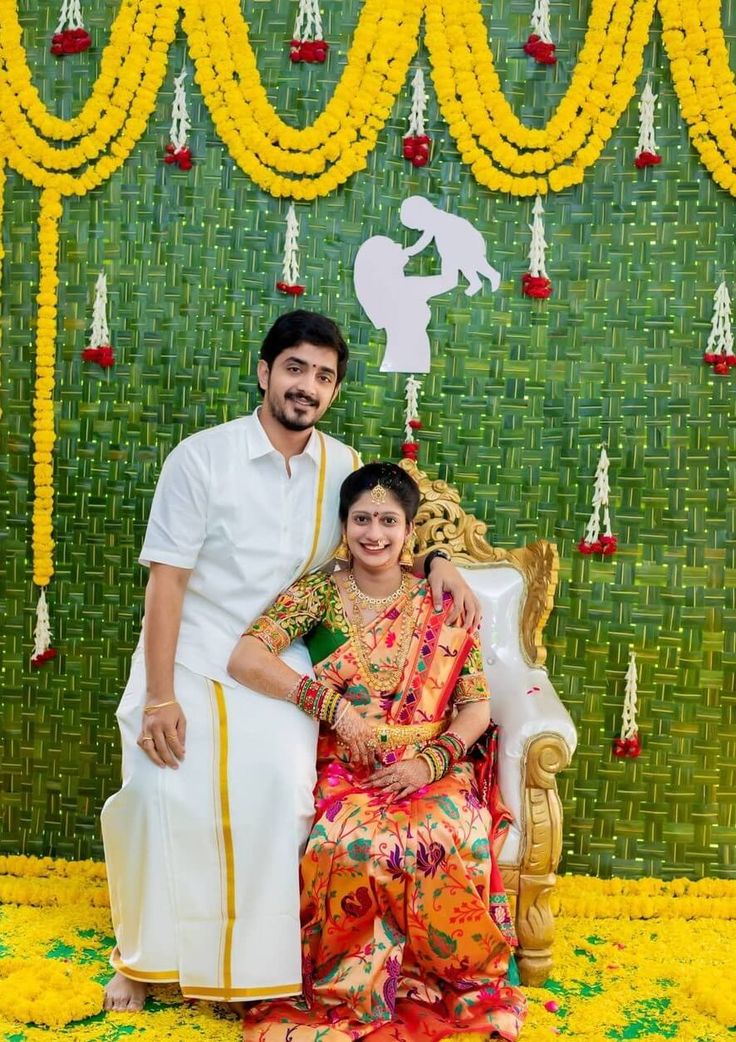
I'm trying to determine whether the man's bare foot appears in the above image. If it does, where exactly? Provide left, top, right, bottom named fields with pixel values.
left=104, top=972, right=148, bottom=1012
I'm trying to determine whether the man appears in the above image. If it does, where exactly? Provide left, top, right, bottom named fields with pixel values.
left=102, top=310, right=479, bottom=1012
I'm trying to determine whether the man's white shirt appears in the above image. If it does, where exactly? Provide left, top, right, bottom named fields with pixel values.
left=139, top=409, right=358, bottom=683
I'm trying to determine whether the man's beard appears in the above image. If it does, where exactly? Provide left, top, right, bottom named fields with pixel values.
left=268, top=390, right=322, bottom=431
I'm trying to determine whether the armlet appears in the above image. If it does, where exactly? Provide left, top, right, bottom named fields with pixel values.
left=245, top=616, right=291, bottom=656
left=454, top=673, right=491, bottom=704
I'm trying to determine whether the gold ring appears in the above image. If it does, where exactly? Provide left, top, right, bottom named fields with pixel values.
left=165, top=732, right=178, bottom=739
left=141, top=737, right=154, bottom=744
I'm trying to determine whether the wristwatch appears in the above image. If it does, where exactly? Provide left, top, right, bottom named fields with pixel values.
left=423, top=548, right=451, bottom=577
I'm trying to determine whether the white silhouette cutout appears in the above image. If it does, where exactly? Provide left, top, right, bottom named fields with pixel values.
left=354, top=196, right=500, bottom=373
left=401, top=196, right=501, bottom=296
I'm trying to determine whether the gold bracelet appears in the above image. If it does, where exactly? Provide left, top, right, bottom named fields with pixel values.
left=143, top=700, right=178, bottom=714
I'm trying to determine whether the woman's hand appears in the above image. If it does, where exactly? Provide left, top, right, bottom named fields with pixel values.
left=427, top=557, right=481, bottom=630
left=137, top=702, right=187, bottom=769
left=367, top=757, right=432, bottom=799
left=334, top=703, right=376, bottom=768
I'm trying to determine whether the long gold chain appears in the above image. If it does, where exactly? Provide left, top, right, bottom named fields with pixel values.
left=344, top=578, right=417, bottom=695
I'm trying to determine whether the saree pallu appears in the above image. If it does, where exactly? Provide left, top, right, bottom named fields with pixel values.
left=102, top=644, right=318, bottom=1000
left=244, top=576, right=526, bottom=1042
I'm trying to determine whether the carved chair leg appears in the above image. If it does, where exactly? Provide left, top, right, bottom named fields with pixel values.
left=515, top=734, right=570, bottom=987
left=516, top=870, right=556, bottom=986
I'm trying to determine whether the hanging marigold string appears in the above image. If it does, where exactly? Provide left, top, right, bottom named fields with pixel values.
left=30, top=188, right=63, bottom=666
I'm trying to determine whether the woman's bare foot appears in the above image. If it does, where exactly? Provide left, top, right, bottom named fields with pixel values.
left=104, top=972, right=148, bottom=1012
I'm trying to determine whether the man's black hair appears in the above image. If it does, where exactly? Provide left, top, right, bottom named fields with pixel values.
left=259, top=310, right=349, bottom=388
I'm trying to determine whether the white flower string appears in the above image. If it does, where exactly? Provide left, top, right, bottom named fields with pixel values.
left=408, top=68, right=427, bottom=138
left=290, top=0, right=328, bottom=61
left=621, top=651, right=639, bottom=741
left=528, top=195, right=548, bottom=279
left=524, top=0, right=556, bottom=63
left=522, top=195, right=552, bottom=297
left=530, top=0, right=553, bottom=44
left=55, top=0, right=84, bottom=33
left=293, top=0, right=323, bottom=42
left=614, top=650, right=641, bottom=757
left=402, top=376, right=422, bottom=460
left=82, top=270, right=114, bottom=367
left=51, top=0, right=91, bottom=54
left=31, top=588, right=56, bottom=667
left=170, top=70, right=191, bottom=153
left=579, top=445, right=617, bottom=555
left=634, top=78, right=662, bottom=167
left=164, top=69, right=194, bottom=169
left=703, top=278, right=736, bottom=374
left=277, top=203, right=305, bottom=295
left=403, top=68, right=431, bottom=167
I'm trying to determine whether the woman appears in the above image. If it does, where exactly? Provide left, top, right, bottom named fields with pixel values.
left=228, top=462, right=526, bottom=1042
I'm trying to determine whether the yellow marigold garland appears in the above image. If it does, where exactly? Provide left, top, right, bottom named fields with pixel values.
left=0, top=0, right=158, bottom=169
left=0, top=0, right=177, bottom=193
left=0, top=0, right=140, bottom=140
left=0, top=0, right=734, bottom=199
left=424, top=0, right=655, bottom=195
left=660, top=0, right=736, bottom=195
left=32, top=188, right=62, bottom=591
left=181, top=0, right=421, bottom=198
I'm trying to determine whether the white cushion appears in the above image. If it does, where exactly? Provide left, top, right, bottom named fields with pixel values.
left=459, top=566, right=577, bottom=866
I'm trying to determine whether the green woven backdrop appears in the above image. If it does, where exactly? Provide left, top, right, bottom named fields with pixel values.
left=1, top=0, right=735, bottom=878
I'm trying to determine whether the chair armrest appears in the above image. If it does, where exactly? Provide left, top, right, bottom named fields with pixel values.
left=486, top=667, right=576, bottom=837
left=489, top=668, right=577, bottom=761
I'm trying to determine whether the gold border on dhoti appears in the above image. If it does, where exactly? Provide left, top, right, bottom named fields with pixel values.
left=111, top=950, right=179, bottom=982
left=182, top=982, right=302, bottom=999
left=212, top=680, right=236, bottom=993
left=111, top=953, right=300, bottom=998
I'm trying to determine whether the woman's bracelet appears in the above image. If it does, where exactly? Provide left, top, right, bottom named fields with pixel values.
left=418, top=746, right=450, bottom=783
left=423, top=548, right=451, bottom=578
left=287, top=676, right=342, bottom=725
left=418, top=729, right=468, bottom=783
left=333, top=700, right=352, bottom=729
left=433, top=729, right=467, bottom=762
left=143, top=699, right=179, bottom=715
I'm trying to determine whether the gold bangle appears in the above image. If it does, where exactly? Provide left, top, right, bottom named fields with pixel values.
left=143, top=700, right=178, bottom=714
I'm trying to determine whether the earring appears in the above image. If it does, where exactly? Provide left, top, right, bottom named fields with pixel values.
left=400, top=532, right=416, bottom=568
left=334, top=533, right=350, bottom=563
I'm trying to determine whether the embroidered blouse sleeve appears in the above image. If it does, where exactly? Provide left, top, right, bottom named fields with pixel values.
left=245, top=573, right=332, bottom=656
left=454, top=637, right=491, bottom=704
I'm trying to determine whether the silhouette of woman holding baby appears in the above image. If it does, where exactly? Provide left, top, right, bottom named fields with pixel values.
left=354, top=196, right=500, bottom=373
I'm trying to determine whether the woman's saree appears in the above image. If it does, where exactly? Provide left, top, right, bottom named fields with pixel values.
left=243, top=573, right=527, bottom=1042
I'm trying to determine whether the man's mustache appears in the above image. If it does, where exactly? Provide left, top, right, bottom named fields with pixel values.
left=285, top=391, right=319, bottom=407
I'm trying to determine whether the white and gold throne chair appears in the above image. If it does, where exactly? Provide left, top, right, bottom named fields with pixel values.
left=404, top=461, right=578, bottom=987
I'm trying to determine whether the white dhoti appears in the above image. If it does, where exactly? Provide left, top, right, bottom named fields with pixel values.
left=101, top=643, right=318, bottom=1000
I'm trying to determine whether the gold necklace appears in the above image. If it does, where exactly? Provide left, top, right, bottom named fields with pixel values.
left=344, top=578, right=416, bottom=694
left=345, top=570, right=411, bottom=611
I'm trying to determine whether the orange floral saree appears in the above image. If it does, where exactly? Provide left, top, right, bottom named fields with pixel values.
left=243, top=572, right=526, bottom=1042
